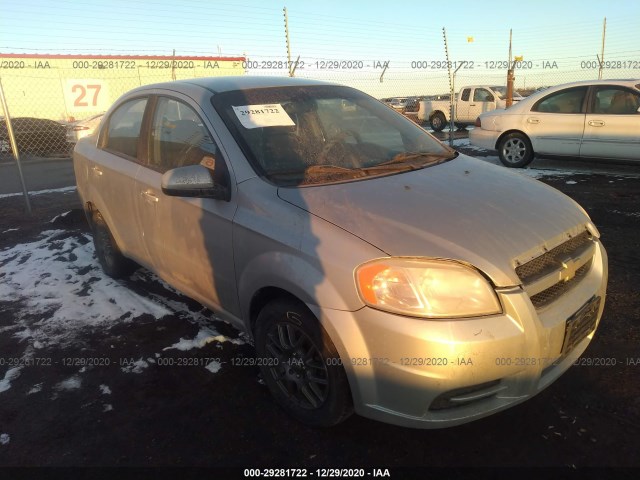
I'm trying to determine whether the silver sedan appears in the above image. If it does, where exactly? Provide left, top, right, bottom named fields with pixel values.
left=74, top=76, right=608, bottom=428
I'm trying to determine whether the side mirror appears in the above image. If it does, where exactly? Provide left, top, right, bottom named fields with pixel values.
left=161, top=163, right=230, bottom=201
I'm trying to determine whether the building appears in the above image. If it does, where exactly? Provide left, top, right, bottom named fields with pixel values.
left=0, top=54, right=246, bottom=121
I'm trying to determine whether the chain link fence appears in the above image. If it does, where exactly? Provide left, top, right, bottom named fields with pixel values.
left=1, top=46, right=639, bottom=159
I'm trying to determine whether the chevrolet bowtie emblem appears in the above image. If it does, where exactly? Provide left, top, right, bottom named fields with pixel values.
left=560, top=258, right=579, bottom=282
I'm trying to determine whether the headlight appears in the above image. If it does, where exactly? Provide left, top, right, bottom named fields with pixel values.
left=355, top=258, right=502, bottom=319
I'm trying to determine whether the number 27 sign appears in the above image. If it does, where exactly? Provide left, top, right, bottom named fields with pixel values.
left=64, top=79, right=109, bottom=112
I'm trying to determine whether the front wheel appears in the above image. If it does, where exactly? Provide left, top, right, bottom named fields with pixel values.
left=429, top=112, right=447, bottom=132
left=255, top=299, right=353, bottom=427
left=498, top=132, right=534, bottom=168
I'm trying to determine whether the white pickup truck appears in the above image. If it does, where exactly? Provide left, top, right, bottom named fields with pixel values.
left=418, top=86, right=524, bottom=131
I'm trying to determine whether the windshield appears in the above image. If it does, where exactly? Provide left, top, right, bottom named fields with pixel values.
left=492, top=86, right=523, bottom=99
left=211, top=85, right=455, bottom=186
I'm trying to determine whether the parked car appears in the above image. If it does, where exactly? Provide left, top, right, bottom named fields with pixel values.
left=0, top=117, right=68, bottom=155
left=74, top=76, right=608, bottom=429
left=66, top=113, right=104, bottom=145
left=387, top=97, right=409, bottom=111
left=470, top=79, right=640, bottom=167
left=419, top=86, right=524, bottom=132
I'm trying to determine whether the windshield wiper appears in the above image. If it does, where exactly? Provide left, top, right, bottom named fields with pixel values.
left=368, top=152, right=454, bottom=170
left=305, top=164, right=367, bottom=178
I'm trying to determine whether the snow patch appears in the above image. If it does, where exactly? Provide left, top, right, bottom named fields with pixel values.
left=99, top=384, right=111, bottom=395
left=0, top=367, right=22, bottom=393
left=0, top=433, right=10, bottom=445
left=0, top=229, right=171, bottom=348
left=55, top=376, right=82, bottom=391
left=121, top=358, right=149, bottom=374
left=27, top=383, right=43, bottom=395
left=2, top=228, right=19, bottom=234
left=205, top=360, right=222, bottom=374
left=565, top=180, right=577, bottom=184
left=103, top=404, right=113, bottom=412
left=50, top=210, right=73, bottom=223
left=162, top=327, right=244, bottom=352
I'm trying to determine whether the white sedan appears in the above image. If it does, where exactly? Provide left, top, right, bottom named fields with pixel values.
left=469, top=79, right=640, bottom=167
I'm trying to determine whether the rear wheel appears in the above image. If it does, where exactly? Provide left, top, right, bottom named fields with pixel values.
left=255, top=298, right=353, bottom=427
left=498, top=132, right=534, bottom=168
left=92, top=211, right=136, bottom=278
left=430, top=112, right=447, bottom=132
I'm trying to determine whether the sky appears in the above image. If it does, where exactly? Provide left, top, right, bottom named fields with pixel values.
left=1, top=0, right=639, bottom=97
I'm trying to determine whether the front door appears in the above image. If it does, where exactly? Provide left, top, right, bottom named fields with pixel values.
left=135, top=95, right=240, bottom=317
left=525, top=86, right=588, bottom=156
left=464, top=88, right=496, bottom=123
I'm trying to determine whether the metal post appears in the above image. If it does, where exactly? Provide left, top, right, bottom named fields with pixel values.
left=0, top=77, right=32, bottom=215
left=506, top=29, right=514, bottom=108
left=442, top=27, right=454, bottom=147
left=283, top=7, right=293, bottom=77
left=171, top=49, right=177, bottom=81
left=598, top=17, right=606, bottom=80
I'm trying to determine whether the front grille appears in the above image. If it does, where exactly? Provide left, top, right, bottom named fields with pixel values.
left=530, top=259, right=593, bottom=308
left=516, top=230, right=595, bottom=309
left=516, top=231, right=592, bottom=283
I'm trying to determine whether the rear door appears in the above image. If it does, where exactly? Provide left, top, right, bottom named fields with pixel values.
left=134, top=93, right=240, bottom=316
left=580, top=85, right=640, bottom=160
left=92, top=97, right=149, bottom=263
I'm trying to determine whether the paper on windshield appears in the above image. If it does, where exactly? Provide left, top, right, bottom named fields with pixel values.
left=232, top=104, right=295, bottom=129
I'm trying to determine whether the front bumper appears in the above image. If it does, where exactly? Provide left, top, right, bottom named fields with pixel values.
left=313, top=241, right=608, bottom=428
left=469, top=127, right=500, bottom=151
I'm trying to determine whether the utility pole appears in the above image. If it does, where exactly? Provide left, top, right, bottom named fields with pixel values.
left=506, top=29, right=515, bottom=108
left=283, top=7, right=293, bottom=76
left=598, top=17, right=607, bottom=80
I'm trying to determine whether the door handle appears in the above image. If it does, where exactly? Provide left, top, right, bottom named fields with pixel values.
left=92, top=166, right=103, bottom=176
left=588, top=120, right=605, bottom=127
left=527, top=118, right=540, bottom=124
left=469, top=103, right=476, bottom=106
left=141, top=190, right=159, bottom=203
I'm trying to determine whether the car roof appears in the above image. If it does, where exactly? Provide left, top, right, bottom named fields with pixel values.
left=128, top=76, right=337, bottom=95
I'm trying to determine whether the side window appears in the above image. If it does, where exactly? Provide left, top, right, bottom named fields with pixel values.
left=532, top=87, right=587, bottom=114
left=149, top=97, right=218, bottom=172
left=593, top=87, right=640, bottom=115
left=104, top=98, right=147, bottom=158
left=460, top=89, right=471, bottom=101
left=473, top=89, right=494, bottom=102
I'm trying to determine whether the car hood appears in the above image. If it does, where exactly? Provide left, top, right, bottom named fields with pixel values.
left=277, top=154, right=591, bottom=287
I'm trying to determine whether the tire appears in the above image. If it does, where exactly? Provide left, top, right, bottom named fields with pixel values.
left=498, top=132, right=534, bottom=168
left=255, top=298, right=353, bottom=427
left=91, top=211, right=136, bottom=278
left=429, top=112, right=447, bottom=132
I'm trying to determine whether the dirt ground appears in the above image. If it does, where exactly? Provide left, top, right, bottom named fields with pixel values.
left=1, top=149, right=639, bottom=477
